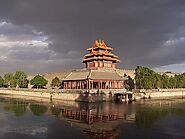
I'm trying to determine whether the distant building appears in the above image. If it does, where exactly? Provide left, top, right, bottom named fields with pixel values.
left=62, top=40, right=126, bottom=90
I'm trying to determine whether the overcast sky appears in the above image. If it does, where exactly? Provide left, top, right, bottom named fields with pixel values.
left=0, top=0, right=185, bottom=75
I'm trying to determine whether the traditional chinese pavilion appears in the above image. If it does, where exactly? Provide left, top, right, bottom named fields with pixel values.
left=62, top=40, right=125, bottom=92
left=82, top=39, right=120, bottom=69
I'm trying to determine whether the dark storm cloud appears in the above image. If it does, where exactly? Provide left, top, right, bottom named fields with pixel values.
left=0, top=0, right=185, bottom=74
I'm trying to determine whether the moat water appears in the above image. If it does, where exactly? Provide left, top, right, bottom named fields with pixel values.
left=0, top=97, right=185, bottom=139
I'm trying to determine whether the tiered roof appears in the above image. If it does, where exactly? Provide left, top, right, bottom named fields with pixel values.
left=82, top=40, right=120, bottom=63
left=63, top=69, right=124, bottom=81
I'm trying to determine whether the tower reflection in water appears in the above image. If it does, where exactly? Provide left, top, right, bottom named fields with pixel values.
left=53, top=102, right=136, bottom=139
left=4, top=98, right=185, bottom=139
left=2, top=98, right=136, bottom=139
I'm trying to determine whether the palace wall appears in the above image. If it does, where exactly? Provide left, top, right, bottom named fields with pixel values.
left=1, top=88, right=185, bottom=102
left=27, top=69, right=178, bottom=88
left=133, top=88, right=185, bottom=100
left=0, top=88, right=125, bottom=102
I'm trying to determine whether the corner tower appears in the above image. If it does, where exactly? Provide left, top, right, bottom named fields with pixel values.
left=82, top=40, right=120, bottom=69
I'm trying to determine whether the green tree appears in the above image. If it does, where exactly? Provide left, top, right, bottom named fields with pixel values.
left=30, top=75, right=48, bottom=88
left=135, top=66, right=144, bottom=89
left=4, top=73, right=14, bottom=88
left=152, top=73, right=162, bottom=89
left=10, top=79, right=17, bottom=88
left=0, top=76, right=4, bottom=87
left=51, top=77, right=61, bottom=88
left=142, top=76, right=153, bottom=89
left=135, top=66, right=185, bottom=89
left=161, top=74, right=169, bottom=89
left=135, top=66, right=156, bottom=89
left=13, top=71, right=28, bottom=88
left=168, top=77, right=177, bottom=88
left=175, top=74, right=185, bottom=88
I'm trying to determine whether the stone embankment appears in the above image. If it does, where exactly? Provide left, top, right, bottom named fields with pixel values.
left=0, top=88, right=122, bottom=102
left=0, top=89, right=81, bottom=102
left=0, top=88, right=185, bottom=103
left=133, top=88, right=185, bottom=100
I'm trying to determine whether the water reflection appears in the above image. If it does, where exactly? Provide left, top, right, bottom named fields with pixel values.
left=3, top=101, right=28, bottom=117
left=135, top=103, right=185, bottom=128
left=29, top=104, right=48, bottom=116
left=4, top=102, right=26, bottom=117
left=50, top=107, right=61, bottom=117
left=0, top=97, right=185, bottom=139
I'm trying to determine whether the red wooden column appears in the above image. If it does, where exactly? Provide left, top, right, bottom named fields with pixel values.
left=118, top=81, right=121, bottom=89
left=86, top=80, right=89, bottom=89
left=65, top=82, right=67, bottom=89
left=77, top=81, right=78, bottom=89
left=71, top=82, right=73, bottom=89
left=88, top=80, right=90, bottom=89
left=68, top=82, right=69, bottom=89
left=89, top=80, right=90, bottom=89
left=83, top=81, right=85, bottom=89
left=121, top=81, right=125, bottom=88
left=69, top=82, right=71, bottom=89
left=81, top=81, right=83, bottom=89
left=63, top=82, right=65, bottom=89
left=112, top=81, right=114, bottom=89
left=88, top=80, right=91, bottom=89
left=110, top=81, right=112, bottom=89
left=113, top=81, right=115, bottom=89
left=115, top=81, right=117, bottom=89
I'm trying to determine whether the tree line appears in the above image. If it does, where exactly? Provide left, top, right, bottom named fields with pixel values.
left=0, top=67, right=184, bottom=90
left=135, top=66, right=185, bottom=89
left=0, top=71, right=61, bottom=89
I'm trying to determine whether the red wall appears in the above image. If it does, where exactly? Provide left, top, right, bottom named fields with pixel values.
left=87, top=62, right=116, bottom=69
